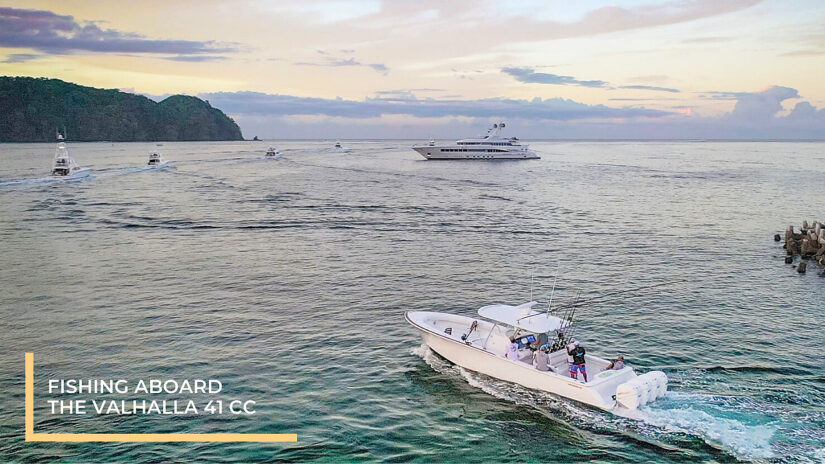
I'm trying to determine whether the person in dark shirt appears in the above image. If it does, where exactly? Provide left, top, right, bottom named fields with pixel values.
left=567, top=340, right=587, bottom=382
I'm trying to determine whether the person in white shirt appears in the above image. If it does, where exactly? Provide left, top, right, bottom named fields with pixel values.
left=606, top=355, right=625, bottom=370
left=505, top=338, right=520, bottom=361
left=533, top=345, right=552, bottom=372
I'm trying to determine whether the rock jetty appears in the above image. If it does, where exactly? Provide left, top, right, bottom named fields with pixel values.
left=780, top=220, right=825, bottom=275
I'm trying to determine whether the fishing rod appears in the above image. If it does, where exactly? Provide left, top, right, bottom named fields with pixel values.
left=520, top=279, right=688, bottom=322
left=560, top=292, right=581, bottom=347
left=545, top=263, right=561, bottom=315
left=551, top=291, right=579, bottom=351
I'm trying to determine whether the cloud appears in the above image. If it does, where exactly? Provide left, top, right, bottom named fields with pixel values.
left=0, top=7, right=235, bottom=56
left=2, top=53, right=42, bottom=63
left=609, top=98, right=681, bottom=101
left=163, top=55, right=229, bottom=62
left=787, top=101, right=825, bottom=121
left=504, top=69, right=680, bottom=92
left=521, top=0, right=765, bottom=41
left=295, top=55, right=388, bottom=74
left=205, top=85, right=825, bottom=140
left=727, top=85, right=799, bottom=122
left=628, top=75, right=671, bottom=84
left=368, top=63, right=388, bottom=73
left=780, top=49, right=825, bottom=57
left=682, top=36, right=732, bottom=43
left=502, top=67, right=607, bottom=88
left=201, top=91, right=670, bottom=121
left=619, top=85, right=680, bottom=93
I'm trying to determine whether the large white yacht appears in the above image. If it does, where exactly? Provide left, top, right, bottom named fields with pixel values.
left=412, top=122, right=538, bottom=160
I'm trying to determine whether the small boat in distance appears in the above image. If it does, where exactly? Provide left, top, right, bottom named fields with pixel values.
left=265, top=146, right=281, bottom=158
left=412, top=122, right=539, bottom=160
left=51, top=133, right=91, bottom=178
left=334, top=140, right=342, bottom=148
left=147, top=151, right=168, bottom=166
left=406, top=300, right=668, bottom=412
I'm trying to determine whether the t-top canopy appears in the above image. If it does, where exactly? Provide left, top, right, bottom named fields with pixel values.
left=477, top=301, right=565, bottom=333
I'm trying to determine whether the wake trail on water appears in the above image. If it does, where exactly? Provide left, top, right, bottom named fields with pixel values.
left=100, top=165, right=176, bottom=175
left=0, top=175, right=95, bottom=187
left=412, top=345, right=784, bottom=462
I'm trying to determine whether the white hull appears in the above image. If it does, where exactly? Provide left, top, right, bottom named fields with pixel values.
left=412, top=146, right=539, bottom=160
left=52, top=167, right=91, bottom=179
left=406, top=311, right=666, bottom=411
left=147, top=160, right=169, bottom=167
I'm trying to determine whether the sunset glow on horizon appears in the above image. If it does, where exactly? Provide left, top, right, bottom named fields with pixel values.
left=2, top=0, right=824, bottom=139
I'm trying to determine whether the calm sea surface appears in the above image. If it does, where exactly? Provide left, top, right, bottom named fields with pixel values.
left=1, top=140, right=824, bottom=463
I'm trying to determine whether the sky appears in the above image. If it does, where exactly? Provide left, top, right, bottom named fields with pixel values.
left=1, top=0, right=824, bottom=139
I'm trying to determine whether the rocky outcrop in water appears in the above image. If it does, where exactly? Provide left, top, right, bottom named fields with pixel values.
left=780, top=220, right=825, bottom=272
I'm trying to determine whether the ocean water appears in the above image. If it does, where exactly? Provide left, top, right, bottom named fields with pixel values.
left=1, top=140, right=824, bottom=463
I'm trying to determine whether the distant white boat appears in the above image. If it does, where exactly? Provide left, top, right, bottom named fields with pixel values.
left=265, top=146, right=281, bottom=158
left=51, top=133, right=91, bottom=178
left=147, top=151, right=168, bottom=166
left=334, top=140, right=342, bottom=149
left=413, top=122, right=539, bottom=160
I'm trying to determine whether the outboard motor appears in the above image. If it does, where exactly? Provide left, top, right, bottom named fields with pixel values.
left=615, top=371, right=668, bottom=410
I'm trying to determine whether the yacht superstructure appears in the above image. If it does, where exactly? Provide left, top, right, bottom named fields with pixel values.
left=412, top=122, right=538, bottom=160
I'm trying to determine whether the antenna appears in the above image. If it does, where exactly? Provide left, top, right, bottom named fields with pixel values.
left=529, top=270, right=535, bottom=302
left=547, top=263, right=560, bottom=314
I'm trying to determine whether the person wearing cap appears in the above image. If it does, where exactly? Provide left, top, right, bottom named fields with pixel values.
left=533, top=344, right=552, bottom=372
left=606, top=355, right=625, bottom=370
left=567, top=340, right=587, bottom=382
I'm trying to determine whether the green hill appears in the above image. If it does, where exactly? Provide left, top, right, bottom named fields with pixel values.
left=0, top=77, right=244, bottom=142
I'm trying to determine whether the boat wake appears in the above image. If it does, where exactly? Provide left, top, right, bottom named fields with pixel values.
left=632, top=393, right=776, bottom=460
left=413, top=345, right=782, bottom=462
left=103, top=165, right=176, bottom=175
left=0, top=175, right=95, bottom=186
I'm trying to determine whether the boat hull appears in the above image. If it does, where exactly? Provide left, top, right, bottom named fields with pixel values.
left=406, top=311, right=640, bottom=411
left=412, top=146, right=539, bottom=160
left=52, top=168, right=91, bottom=179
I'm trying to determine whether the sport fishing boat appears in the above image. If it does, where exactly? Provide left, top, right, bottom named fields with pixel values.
left=406, top=301, right=668, bottom=412
left=265, top=146, right=281, bottom=158
left=51, top=134, right=91, bottom=178
left=147, top=151, right=168, bottom=166
left=412, top=122, right=539, bottom=160
left=334, top=140, right=342, bottom=149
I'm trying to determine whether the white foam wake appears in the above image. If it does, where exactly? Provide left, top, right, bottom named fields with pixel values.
left=412, top=345, right=778, bottom=461
left=637, top=393, right=776, bottom=460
